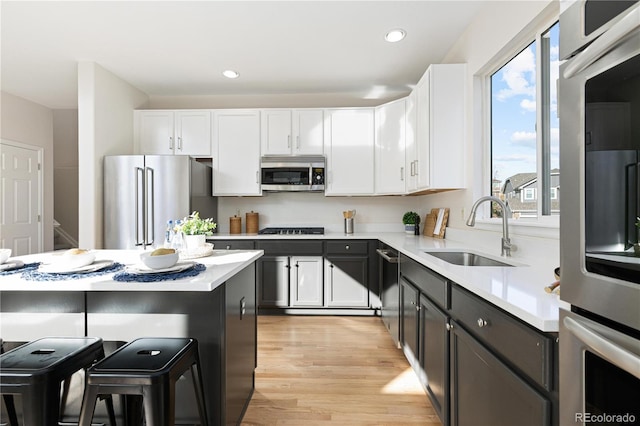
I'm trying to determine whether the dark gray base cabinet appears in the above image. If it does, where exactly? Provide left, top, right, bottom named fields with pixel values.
left=398, top=254, right=558, bottom=426
left=400, top=257, right=449, bottom=425
left=450, top=321, right=550, bottom=426
left=420, top=294, right=449, bottom=426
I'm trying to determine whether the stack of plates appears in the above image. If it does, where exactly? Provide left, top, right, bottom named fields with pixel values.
left=38, top=260, right=114, bottom=274
left=125, top=261, right=195, bottom=275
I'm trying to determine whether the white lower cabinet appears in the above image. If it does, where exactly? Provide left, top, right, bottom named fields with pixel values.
left=212, top=110, right=261, bottom=195
left=324, top=258, right=369, bottom=307
left=290, top=256, right=324, bottom=307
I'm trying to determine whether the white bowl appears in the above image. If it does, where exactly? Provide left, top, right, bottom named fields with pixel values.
left=140, top=251, right=179, bottom=270
left=60, top=249, right=96, bottom=269
left=0, top=248, right=11, bottom=264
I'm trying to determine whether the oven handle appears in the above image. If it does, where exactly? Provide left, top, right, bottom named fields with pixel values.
left=563, top=4, right=640, bottom=79
left=563, top=316, right=640, bottom=380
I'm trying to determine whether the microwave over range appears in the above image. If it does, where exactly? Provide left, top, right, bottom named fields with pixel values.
left=260, top=155, right=325, bottom=192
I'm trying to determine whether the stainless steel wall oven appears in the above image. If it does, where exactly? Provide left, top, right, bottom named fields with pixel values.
left=559, top=1, right=640, bottom=425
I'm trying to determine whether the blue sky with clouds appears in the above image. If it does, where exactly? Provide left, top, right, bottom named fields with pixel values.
left=491, top=23, right=560, bottom=184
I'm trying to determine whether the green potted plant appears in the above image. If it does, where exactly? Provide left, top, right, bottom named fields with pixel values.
left=402, top=211, right=420, bottom=234
left=176, top=211, right=217, bottom=252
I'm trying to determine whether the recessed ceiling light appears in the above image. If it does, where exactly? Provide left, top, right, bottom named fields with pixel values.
left=385, top=29, right=406, bottom=43
left=223, top=70, right=240, bottom=79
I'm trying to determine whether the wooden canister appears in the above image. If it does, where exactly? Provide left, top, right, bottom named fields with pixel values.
left=246, top=211, right=259, bottom=234
left=230, top=216, right=242, bottom=234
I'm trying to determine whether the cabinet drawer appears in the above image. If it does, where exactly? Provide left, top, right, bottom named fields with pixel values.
left=209, top=240, right=255, bottom=250
left=451, top=285, right=553, bottom=391
left=399, top=255, right=449, bottom=309
left=257, top=240, right=323, bottom=256
left=325, top=240, right=368, bottom=255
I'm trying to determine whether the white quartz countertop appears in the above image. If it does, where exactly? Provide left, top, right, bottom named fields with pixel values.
left=0, top=249, right=263, bottom=292
left=209, top=232, right=564, bottom=332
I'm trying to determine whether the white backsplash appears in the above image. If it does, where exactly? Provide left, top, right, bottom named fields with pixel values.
left=215, top=192, right=560, bottom=268
left=216, top=192, right=423, bottom=233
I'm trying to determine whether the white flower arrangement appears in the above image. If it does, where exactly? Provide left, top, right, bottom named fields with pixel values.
left=176, top=211, right=217, bottom=236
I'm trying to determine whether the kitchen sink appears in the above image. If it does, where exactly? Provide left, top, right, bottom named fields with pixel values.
left=424, top=251, right=514, bottom=267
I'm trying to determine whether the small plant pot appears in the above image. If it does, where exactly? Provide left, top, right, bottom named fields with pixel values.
left=404, top=224, right=415, bottom=234
left=184, top=234, right=206, bottom=253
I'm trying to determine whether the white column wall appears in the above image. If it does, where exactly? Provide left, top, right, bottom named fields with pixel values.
left=77, top=62, right=149, bottom=249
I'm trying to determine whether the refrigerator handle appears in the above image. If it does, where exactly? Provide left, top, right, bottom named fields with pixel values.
left=146, top=166, right=155, bottom=247
left=625, top=161, right=640, bottom=246
left=135, top=167, right=144, bottom=246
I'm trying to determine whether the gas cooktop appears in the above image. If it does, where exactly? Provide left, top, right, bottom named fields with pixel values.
left=258, top=227, right=324, bottom=235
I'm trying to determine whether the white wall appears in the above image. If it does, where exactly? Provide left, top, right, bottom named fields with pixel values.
left=1, top=91, right=54, bottom=252
left=53, top=109, right=79, bottom=242
left=77, top=62, right=149, bottom=248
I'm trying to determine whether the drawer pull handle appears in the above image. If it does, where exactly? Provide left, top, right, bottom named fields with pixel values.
left=345, top=245, right=350, bottom=250
left=446, top=323, right=453, bottom=331
left=477, top=318, right=488, bottom=328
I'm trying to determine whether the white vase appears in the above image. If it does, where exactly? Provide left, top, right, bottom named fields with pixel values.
left=183, top=234, right=206, bottom=253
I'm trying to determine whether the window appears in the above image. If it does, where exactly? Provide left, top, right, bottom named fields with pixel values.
left=524, top=188, right=536, bottom=201
left=490, top=21, right=561, bottom=221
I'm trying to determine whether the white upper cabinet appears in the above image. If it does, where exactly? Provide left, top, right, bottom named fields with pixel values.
left=409, top=64, right=466, bottom=192
left=324, top=108, right=375, bottom=196
left=134, top=110, right=211, bottom=156
left=212, top=110, right=261, bottom=196
left=375, top=98, right=406, bottom=195
left=261, top=109, right=324, bottom=155
left=405, top=91, right=418, bottom=192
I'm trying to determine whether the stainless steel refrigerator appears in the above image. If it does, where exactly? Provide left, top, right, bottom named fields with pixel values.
left=104, top=155, right=217, bottom=249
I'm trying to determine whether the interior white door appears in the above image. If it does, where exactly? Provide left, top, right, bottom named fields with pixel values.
left=0, top=141, right=42, bottom=255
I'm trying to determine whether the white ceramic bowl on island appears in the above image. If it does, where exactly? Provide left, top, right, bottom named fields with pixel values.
left=60, top=249, right=95, bottom=269
left=140, top=251, right=179, bottom=270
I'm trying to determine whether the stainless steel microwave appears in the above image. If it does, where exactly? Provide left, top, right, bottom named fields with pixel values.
left=260, top=156, right=325, bottom=192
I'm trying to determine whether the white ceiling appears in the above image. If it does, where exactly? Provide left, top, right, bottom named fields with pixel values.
left=1, top=1, right=489, bottom=109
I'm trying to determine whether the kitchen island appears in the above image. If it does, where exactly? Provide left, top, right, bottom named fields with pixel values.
left=0, top=249, right=263, bottom=426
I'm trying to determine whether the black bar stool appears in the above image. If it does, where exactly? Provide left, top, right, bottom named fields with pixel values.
left=79, top=337, right=208, bottom=426
left=0, top=336, right=116, bottom=426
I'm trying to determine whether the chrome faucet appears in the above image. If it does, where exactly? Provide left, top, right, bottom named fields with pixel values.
left=466, top=196, right=512, bottom=257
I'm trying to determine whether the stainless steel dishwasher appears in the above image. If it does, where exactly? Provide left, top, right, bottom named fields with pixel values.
left=377, top=247, right=400, bottom=348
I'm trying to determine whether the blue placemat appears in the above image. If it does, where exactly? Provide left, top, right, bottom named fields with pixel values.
left=113, top=263, right=206, bottom=283
left=21, top=262, right=125, bottom=281
left=0, top=262, right=40, bottom=276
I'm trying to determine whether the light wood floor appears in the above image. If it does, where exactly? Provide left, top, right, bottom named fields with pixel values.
left=241, top=316, right=442, bottom=425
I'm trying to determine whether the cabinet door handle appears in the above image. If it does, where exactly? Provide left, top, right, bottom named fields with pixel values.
left=256, top=171, right=260, bottom=184
left=169, top=136, right=174, bottom=150
left=446, top=323, right=453, bottom=331
left=288, top=135, right=291, bottom=149
left=226, top=245, right=231, bottom=250
left=477, top=318, right=488, bottom=328
left=414, top=160, right=418, bottom=175
left=296, top=135, right=300, bottom=149
left=345, top=245, right=350, bottom=250
left=400, top=167, right=404, bottom=181
left=177, top=136, right=182, bottom=150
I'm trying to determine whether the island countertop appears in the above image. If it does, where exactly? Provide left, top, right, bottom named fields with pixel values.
left=0, top=249, right=264, bottom=292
